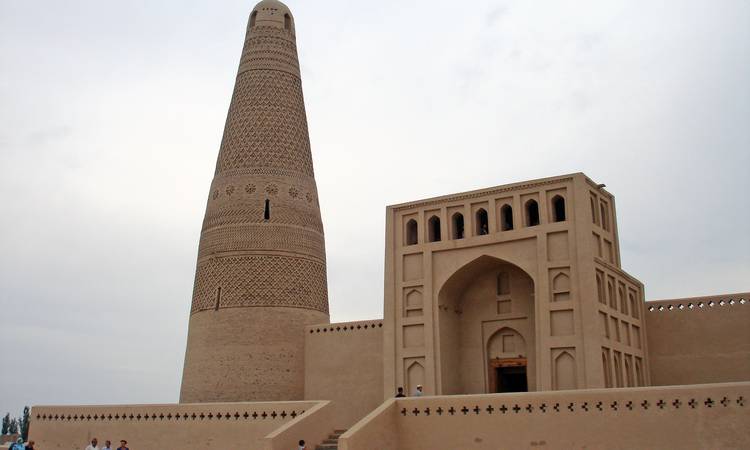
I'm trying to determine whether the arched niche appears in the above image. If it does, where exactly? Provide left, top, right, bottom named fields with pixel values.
left=436, top=255, right=536, bottom=395
left=525, top=199, right=540, bottom=227
left=552, top=272, right=571, bottom=302
left=475, top=208, right=489, bottom=235
left=428, top=215, right=441, bottom=242
left=451, top=213, right=464, bottom=240
left=405, top=289, right=423, bottom=308
left=405, top=219, right=418, bottom=245
left=553, top=273, right=570, bottom=291
left=487, top=327, right=526, bottom=359
left=406, top=360, right=425, bottom=395
left=553, top=351, right=577, bottom=390
left=500, top=204, right=513, bottom=231
left=602, top=350, right=612, bottom=388
left=551, top=195, right=566, bottom=222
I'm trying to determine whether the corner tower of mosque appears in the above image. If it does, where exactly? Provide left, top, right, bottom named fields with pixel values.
left=180, top=0, right=329, bottom=403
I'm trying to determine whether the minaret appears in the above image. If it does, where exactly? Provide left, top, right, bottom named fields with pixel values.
left=180, top=0, right=329, bottom=403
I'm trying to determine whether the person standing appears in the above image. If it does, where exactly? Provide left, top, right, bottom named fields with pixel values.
left=24, top=441, right=35, bottom=450
left=297, top=439, right=307, bottom=450
left=116, top=440, right=129, bottom=450
left=101, top=440, right=112, bottom=450
left=414, top=385, right=424, bottom=397
left=395, top=387, right=406, bottom=398
left=85, top=438, right=99, bottom=450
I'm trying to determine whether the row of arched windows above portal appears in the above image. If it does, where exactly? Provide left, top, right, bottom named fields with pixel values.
left=405, top=196, right=566, bottom=246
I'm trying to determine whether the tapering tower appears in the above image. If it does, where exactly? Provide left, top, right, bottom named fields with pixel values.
left=180, top=0, right=329, bottom=403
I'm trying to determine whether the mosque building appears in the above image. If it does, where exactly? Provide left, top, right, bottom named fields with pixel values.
left=27, top=1, right=749, bottom=449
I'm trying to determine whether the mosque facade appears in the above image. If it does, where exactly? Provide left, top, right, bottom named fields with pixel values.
left=26, top=1, right=750, bottom=449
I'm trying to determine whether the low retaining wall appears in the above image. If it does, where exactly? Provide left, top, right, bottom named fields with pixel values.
left=30, top=401, right=320, bottom=450
left=340, top=382, right=750, bottom=450
left=264, top=400, right=335, bottom=450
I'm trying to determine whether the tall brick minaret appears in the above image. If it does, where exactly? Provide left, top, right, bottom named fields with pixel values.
left=180, top=0, right=329, bottom=403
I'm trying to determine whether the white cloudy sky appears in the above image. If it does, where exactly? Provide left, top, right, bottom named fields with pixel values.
left=0, top=0, right=748, bottom=415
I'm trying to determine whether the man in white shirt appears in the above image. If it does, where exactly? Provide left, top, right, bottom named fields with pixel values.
left=85, top=438, right=99, bottom=450
left=101, top=440, right=112, bottom=450
left=414, top=384, right=424, bottom=396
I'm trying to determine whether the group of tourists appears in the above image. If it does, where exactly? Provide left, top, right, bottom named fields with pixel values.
left=84, top=438, right=128, bottom=450
left=395, top=384, right=424, bottom=397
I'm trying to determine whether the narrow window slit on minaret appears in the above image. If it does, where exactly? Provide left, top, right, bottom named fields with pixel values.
left=215, top=287, right=222, bottom=311
left=264, top=199, right=270, bottom=220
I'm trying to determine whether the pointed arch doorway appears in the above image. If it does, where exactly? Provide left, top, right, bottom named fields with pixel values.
left=437, top=255, right=536, bottom=395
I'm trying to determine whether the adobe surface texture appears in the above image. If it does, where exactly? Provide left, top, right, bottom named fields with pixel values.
left=28, top=1, right=749, bottom=449
left=180, top=0, right=329, bottom=403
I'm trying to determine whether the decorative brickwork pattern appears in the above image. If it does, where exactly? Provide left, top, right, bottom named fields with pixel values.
left=238, top=28, right=301, bottom=75
left=197, top=225, right=325, bottom=261
left=181, top=1, right=328, bottom=403
left=201, top=203, right=323, bottom=232
left=215, top=70, right=313, bottom=177
left=308, top=321, right=384, bottom=334
left=34, top=408, right=306, bottom=422
left=647, top=296, right=747, bottom=312
left=396, top=395, right=745, bottom=418
left=191, top=255, right=328, bottom=314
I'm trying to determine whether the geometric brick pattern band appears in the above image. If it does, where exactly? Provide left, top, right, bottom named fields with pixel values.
left=215, top=69, right=313, bottom=178
left=191, top=255, right=328, bottom=315
left=197, top=225, right=325, bottom=261
left=181, top=1, right=329, bottom=403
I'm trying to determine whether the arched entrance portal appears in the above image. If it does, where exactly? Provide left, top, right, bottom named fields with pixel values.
left=437, top=256, right=536, bottom=395
left=487, top=328, right=528, bottom=393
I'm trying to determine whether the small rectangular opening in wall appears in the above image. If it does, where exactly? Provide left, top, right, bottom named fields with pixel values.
left=497, top=299, right=511, bottom=314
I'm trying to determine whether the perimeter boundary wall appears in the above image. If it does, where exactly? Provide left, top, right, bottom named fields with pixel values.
left=340, top=382, right=750, bottom=450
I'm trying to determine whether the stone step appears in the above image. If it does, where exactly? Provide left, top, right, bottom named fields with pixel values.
left=315, top=428, right=346, bottom=450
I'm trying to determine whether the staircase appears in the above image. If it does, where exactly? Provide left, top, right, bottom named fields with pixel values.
left=315, top=429, right=347, bottom=450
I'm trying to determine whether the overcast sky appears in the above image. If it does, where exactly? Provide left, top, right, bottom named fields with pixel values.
left=1, top=0, right=748, bottom=416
